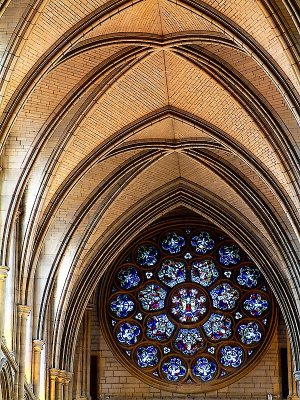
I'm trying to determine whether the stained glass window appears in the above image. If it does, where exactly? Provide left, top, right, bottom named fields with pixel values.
left=101, top=221, right=276, bottom=392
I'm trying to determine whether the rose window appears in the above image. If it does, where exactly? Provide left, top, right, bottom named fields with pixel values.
left=100, top=221, right=276, bottom=393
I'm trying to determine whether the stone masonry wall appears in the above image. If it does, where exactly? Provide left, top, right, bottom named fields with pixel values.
left=90, top=306, right=286, bottom=400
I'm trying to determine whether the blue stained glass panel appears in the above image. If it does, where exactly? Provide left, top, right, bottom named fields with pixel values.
left=203, top=313, right=232, bottom=341
left=161, top=357, right=187, bottom=381
left=137, top=283, right=167, bottom=311
left=220, top=345, right=243, bottom=368
left=170, top=287, right=207, bottom=323
left=237, top=266, right=260, bottom=288
left=161, top=232, right=185, bottom=254
left=136, top=345, right=159, bottom=368
left=105, top=223, right=274, bottom=387
left=191, top=232, right=215, bottom=254
left=117, top=267, right=141, bottom=289
left=192, top=357, right=217, bottom=381
left=146, top=314, right=175, bottom=341
left=210, top=282, right=240, bottom=310
left=174, top=328, right=204, bottom=356
left=237, top=322, right=262, bottom=345
left=191, top=260, right=219, bottom=287
left=116, top=322, right=141, bottom=346
left=219, top=245, right=240, bottom=266
left=243, top=293, right=268, bottom=316
left=110, top=294, right=134, bottom=317
left=237, top=265, right=260, bottom=289
left=136, top=244, right=159, bottom=267
left=157, top=259, right=186, bottom=288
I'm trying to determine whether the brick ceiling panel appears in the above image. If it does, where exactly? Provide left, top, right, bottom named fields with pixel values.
left=198, top=0, right=299, bottom=90
left=75, top=150, right=274, bottom=267
left=197, top=42, right=298, bottom=136
left=207, top=148, right=297, bottom=234
left=82, top=0, right=163, bottom=39
left=38, top=149, right=163, bottom=275
left=178, top=153, right=271, bottom=242
left=165, top=51, right=293, bottom=197
left=160, top=0, right=223, bottom=34
left=3, top=44, right=130, bottom=159
left=81, top=0, right=222, bottom=42
left=76, top=151, right=182, bottom=263
left=39, top=149, right=144, bottom=230
left=76, top=50, right=168, bottom=143
left=126, top=117, right=176, bottom=141
left=172, top=119, right=213, bottom=140
left=124, top=117, right=213, bottom=142
left=0, top=1, right=28, bottom=59
left=0, top=0, right=107, bottom=110
left=38, top=51, right=168, bottom=215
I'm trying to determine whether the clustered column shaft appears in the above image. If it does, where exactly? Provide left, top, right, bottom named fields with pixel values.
left=0, top=266, right=9, bottom=342
left=33, top=339, right=45, bottom=398
left=50, top=368, right=73, bottom=400
left=17, top=305, right=31, bottom=400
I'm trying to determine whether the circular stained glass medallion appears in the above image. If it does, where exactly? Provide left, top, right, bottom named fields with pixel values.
left=191, top=232, right=215, bottom=254
left=191, top=259, right=219, bottom=287
left=101, top=220, right=276, bottom=393
left=161, top=357, right=187, bottom=381
left=135, top=345, right=159, bottom=368
left=158, top=259, right=186, bottom=287
left=161, top=232, right=185, bottom=254
left=137, top=283, right=167, bottom=311
left=174, top=328, right=205, bottom=356
left=170, top=286, right=207, bottom=323
left=192, top=357, right=217, bottom=381
left=117, top=266, right=141, bottom=290
left=110, top=294, right=135, bottom=318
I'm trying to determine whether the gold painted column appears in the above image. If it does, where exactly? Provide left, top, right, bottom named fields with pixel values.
left=49, top=369, right=59, bottom=400
left=0, top=266, right=9, bottom=340
left=17, top=305, right=31, bottom=400
left=68, top=372, right=73, bottom=400
left=32, top=339, right=45, bottom=399
left=55, top=370, right=64, bottom=400
left=63, top=372, right=72, bottom=400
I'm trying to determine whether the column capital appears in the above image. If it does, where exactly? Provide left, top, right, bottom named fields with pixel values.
left=50, top=368, right=68, bottom=382
left=57, top=374, right=65, bottom=384
left=49, top=368, right=60, bottom=380
left=0, top=266, right=9, bottom=281
left=17, top=304, right=31, bottom=318
left=64, top=371, right=73, bottom=383
left=33, top=339, right=45, bottom=352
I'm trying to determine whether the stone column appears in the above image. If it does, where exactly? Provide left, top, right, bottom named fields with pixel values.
left=0, top=266, right=9, bottom=340
left=63, top=372, right=72, bottom=400
left=55, top=371, right=64, bottom=400
left=68, top=373, right=73, bottom=400
left=294, top=371, right=300, bottom=400
left=17, top=305, right=31, bottom=400
left=49, top=369, right=59, bottom=400
left=14, top=307, right=22, bottom=399
left=32, top=339, right=45, bottom=399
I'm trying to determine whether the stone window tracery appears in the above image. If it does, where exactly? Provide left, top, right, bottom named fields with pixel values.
left=100, top=220, right=276, bottom=392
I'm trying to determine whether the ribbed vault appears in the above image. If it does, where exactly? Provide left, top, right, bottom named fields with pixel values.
left=0, top=0, right=299, bottom=397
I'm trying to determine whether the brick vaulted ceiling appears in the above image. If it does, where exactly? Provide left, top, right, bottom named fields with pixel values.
left=0, top=0, right=299, bottom=370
